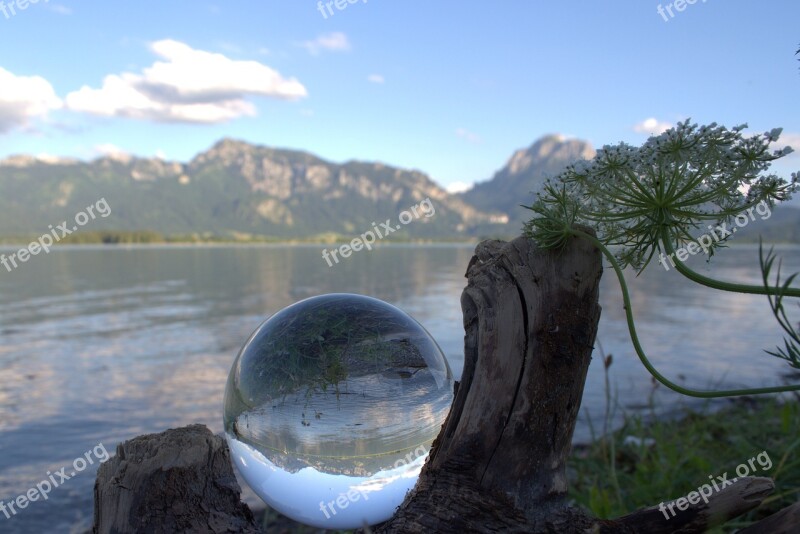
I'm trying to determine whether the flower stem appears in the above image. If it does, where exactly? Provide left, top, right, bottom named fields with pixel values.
left=659, top=228, right=800, bottom=298
left=571, top=228, right=800, bottom=398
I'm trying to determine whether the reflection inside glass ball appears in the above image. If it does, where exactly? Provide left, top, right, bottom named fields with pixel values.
left=223, top=293, right=454, bottom=529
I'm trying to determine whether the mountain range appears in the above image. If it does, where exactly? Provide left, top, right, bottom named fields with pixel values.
left=0, top=135, right=798, bottom=243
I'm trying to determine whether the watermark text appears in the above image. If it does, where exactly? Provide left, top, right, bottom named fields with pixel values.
left=1, top=0, right=50, bottom=20
left=1, top=197, right=111, bottom=273
left=321, top=198, right=435, bottom=267
left=318, top=444, right=428, bottom=520
left=659, top=200, right=771, bottom=271
left=659, top=450, right=771, bottom=520
left=317, top=0, right=368, bottom=20
left=1, top=443, right=110, bottom=520
left=657, top=0, right=708, bottom=22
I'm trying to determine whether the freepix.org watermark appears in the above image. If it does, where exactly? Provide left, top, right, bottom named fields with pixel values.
left=657, top=0, right=707, bottom=22
left=316, top=0, right=368, bottom=20
left=1, top=443, right=110, bottom=520
left=318, top=444, right=428, bottom=520
left=1, top=0, right=50, bottom=20
left=321, top=198, right=435, bottom=267
left=658, top=200, right=771, bottom=271
left=1, top=197, right=111, bottom=273
left=658, top=450, right=772, bottom=520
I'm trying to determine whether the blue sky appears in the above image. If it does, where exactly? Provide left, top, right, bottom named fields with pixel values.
left=1, top=0, right=798, bottom=192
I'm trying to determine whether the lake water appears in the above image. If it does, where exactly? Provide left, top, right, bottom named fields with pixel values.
left=1, top=243, right=798, bottom=533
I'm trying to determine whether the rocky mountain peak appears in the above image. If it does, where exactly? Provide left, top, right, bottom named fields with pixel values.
left=506, top=135, right=595, bottom=176
left=459, top=134, right=596, bottom=226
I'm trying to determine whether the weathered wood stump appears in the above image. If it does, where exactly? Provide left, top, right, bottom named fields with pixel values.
left=374, top=234, right=603, bottom=533
left=92, top=424, right=258, bottom=534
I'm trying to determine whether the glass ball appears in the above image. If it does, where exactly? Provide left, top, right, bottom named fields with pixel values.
left=223, top=293, right=454, bottom=529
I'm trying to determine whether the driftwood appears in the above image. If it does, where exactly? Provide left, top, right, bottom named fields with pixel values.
left=92, top=235, right=797, bottom=533
left=374, top=235, right=604, bottom=533
left=606, top=476, right=774, bottom=533
left=92, top=424, right=258, bottom=534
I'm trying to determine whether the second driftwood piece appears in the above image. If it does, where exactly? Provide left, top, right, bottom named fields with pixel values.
left=93, top=424, right=258, bottom=534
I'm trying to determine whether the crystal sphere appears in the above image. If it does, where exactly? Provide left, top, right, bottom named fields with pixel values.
left=223, top=293, right=454, bottom=529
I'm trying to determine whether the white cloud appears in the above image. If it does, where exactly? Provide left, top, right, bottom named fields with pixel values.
left=35, top=153, right=77, bottom=164
left=0, top=67, right=62, bottom=134
left=554, top=133, right=580, bottom=141
left=94, top=143, right=128, bottom=157
left=300, top=32, right=351, bottom=55
left=456, top=128, right=481, bottom=144
left=49, top=4, right=72, bottom=15
left=633, top=117, right=673, bottom=135
left=367, top=74, right=385, bottom=84
left=776, top=132, right=800, bottom=160
left=65, top=39, right=308, bottom=124
left=215, top=41, right=243, bottom=54
left=446, top=181, right=473, bottom=194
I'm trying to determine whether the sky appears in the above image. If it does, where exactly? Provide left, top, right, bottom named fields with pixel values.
left=0, top=0, right=799, bottom=193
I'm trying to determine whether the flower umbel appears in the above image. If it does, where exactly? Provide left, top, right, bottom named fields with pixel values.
left=526, top=120, right=797, bottom=272
left=524, top=121, right=800, bottom=398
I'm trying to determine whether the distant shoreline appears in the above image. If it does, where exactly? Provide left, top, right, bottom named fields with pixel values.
left=2, top=237, right=800, bottom=250
left=0, top=231, right=494, bottom=247
left=0, top=240, right=485, bottom=250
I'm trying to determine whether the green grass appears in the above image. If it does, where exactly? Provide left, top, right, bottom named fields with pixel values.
left=568, top=393, right=800, bottom=532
